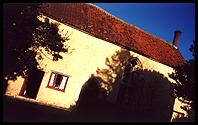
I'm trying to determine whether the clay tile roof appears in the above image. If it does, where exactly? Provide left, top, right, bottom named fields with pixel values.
left=39, top=3, right=185, bottom=68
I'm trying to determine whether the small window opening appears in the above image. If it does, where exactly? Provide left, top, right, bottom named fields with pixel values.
left=47, top=71, right=69, bottom=92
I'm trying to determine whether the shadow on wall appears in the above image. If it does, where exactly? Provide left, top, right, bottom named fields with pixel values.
left=74, top=49, right=175, bottom=121
left=95, top=49, right=131, bottom=93
left=73, top=76, right=110, bottom=121
left=3, top=4, right=71, bottom=95
left=127, top=69, right=175, bottom=121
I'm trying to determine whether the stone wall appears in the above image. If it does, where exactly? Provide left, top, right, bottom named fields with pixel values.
left=5, top=15, right=187, bottom=118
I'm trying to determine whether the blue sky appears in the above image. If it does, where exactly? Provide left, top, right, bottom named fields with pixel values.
left=94, top=3, right=195, bottom=61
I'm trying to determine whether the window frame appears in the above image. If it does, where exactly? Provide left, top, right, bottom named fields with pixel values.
left=47, top=71, right=69, bottom=92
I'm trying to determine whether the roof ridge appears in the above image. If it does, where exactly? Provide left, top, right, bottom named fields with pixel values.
left=87, top=3, right=175, bottom=49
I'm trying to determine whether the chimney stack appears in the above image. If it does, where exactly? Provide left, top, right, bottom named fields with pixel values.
left=172, top=30, right=181, bottom=49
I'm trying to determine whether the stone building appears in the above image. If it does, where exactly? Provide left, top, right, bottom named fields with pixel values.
left=5, top=3, right=186, bottom=120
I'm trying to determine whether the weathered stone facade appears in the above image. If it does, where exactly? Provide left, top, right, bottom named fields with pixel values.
left=5, top=3, right=187, bottom=120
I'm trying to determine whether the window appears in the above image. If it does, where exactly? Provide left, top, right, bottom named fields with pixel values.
left=122, top=57, right=143, bottom=82
left=47, top=71, right=69, bottom=92
left=129, top=57, right=143, bottom=71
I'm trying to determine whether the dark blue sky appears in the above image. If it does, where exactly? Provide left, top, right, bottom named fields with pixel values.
left=94, top=3, right=195, bottom=60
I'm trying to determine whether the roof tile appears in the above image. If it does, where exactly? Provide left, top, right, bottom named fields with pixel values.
left=40, top=3, right=185, bottom=67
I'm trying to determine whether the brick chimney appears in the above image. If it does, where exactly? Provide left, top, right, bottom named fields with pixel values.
left=173, top=30, right=181, bottom=49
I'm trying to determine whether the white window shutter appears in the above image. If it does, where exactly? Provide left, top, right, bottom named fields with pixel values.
left=49, top=73, right=56, bottom=86
left=59, top=76, right=67, bottom=90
